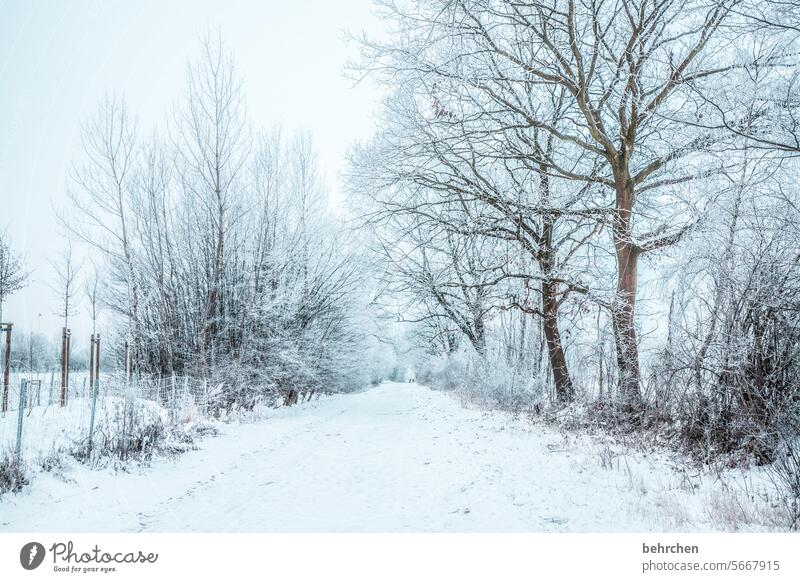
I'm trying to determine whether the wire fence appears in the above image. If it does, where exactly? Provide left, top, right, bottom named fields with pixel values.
left=2, top=371, right=88, bottom=411
left=0, top=371, right=218, bottom=466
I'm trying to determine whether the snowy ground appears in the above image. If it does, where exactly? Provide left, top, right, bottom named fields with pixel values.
left=0, top=382, right=784, bottom=532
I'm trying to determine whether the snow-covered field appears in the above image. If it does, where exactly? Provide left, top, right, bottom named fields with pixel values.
left=0, top=382, right=784, bottom=532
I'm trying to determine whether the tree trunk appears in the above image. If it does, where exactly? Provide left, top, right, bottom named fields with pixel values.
left=473, top=315, right=486, bottom=356
left=542, top=278, right=574, bottom=402
left=205, top=197, right=225, bottom=369
left=612, top=173, right=643, bottom=409
left=539, top=213, right=574, bottom=403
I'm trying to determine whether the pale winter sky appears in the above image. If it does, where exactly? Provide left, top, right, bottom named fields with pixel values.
left=0, top=0, right=385, bottom=342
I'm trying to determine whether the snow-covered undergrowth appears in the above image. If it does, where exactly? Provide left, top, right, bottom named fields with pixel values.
left=0, top=393, right=222, bottom=496
left=0, top=450, right=28, bottom=494
left=421, top=350, right=798, bottom=530
left=457, top=394, right=794, bottom=530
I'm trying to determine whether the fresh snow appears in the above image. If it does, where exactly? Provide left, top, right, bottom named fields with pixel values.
left=0, top=382, right=778, bottom=532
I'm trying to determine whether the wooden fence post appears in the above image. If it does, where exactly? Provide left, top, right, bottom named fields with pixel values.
left=1, top=323, right=12, bottom=414
left=58, top=327, right=72, bottom=406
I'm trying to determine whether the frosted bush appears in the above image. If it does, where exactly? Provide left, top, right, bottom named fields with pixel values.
left=73, top=397, right=167, bottom=465
left=0, top=449, right=28, bottom=494
left=422, top=349, right=548, bottom=412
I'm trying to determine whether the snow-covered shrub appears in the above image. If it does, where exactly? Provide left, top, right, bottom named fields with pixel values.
left=70, top=396, right=223, bottom=465
left=420, top=350, right=468, bottom=391
left=467, top=357, right=547, bottom=412
left=701, top=487, right=789, bottom=531
left=650, top=190, right=800, bottom=465
left=38, top=451, right=66, bottom=473
left=159, top=421, right=217, bottom=455
left=37, top=451, right=74, bottom=484
left=73, top=397, right=166, bottom=465
left=0, top=450, right=28, bottom=494
left=423, top=348, right=548, bottom=413
left=683, top=269, right=798, bottom=462
left=206, top=375, right=262, bottom=417
left=187, top=420, right=219, bottom=438
left=768, top=413, right=800, bottom=530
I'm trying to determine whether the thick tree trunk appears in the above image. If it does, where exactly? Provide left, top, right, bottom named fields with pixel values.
left=473, top=316, right=486, bottom=356
left=611, top=173, right=643, bottom=410
left=542, top=279, right=574, bottom=402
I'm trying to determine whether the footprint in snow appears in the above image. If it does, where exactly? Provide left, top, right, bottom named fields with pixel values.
left=542, top=516, right=567, bottom=525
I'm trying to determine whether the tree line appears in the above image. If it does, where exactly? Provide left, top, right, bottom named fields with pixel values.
left=58, top=37, right=370, bottom=408
left=349, top=0, right=800, bottom=461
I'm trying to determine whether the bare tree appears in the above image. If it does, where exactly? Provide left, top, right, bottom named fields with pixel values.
left=175, top=33, right=250, bottom=373
left=85, top=266, right=100, bottom=336
left=52, top=244, right=82, bottom=329
left=66, top=95, right=140, bottom=375
left=374, top=215, right=502, bottom=356
left=0, top=230, right=29, bottom=323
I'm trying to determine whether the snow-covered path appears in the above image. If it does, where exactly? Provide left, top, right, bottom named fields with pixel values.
left=0, top=383, right=743, bottom=532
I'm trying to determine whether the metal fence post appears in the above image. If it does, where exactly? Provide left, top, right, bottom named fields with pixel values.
left=60, top=327, right=69, bottom=407
left=94, top=335, right=100, bottom=396
left=15, top=379, right=27, bottom=462
left=88, top=333, right=95, bottom=399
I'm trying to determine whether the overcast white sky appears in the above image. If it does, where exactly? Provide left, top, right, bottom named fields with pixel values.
left=0, top=0, right=385, bottom=342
